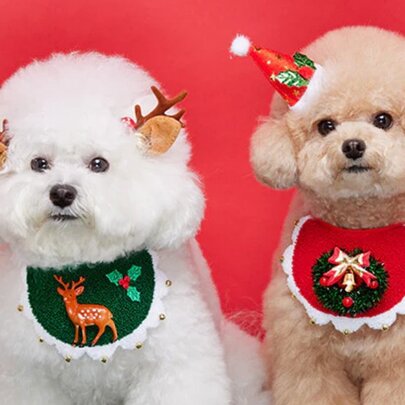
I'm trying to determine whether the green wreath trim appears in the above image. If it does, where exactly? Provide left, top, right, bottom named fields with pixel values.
left=312, top=248, right=388, bottom=316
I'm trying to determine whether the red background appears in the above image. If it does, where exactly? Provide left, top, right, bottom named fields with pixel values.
left=1, top=0, right=404, bottom=320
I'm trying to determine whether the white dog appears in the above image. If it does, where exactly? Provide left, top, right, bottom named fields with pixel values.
left=0, top=53, right=268, bottom=405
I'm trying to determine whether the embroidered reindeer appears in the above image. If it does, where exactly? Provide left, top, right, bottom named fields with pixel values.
left=54, top=275, right=118, bottom=346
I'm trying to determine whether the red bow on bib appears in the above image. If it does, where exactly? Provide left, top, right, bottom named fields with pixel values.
left=320, top=247, right=377, bottom=292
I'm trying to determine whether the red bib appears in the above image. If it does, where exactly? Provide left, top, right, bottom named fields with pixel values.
left=282, top=216, right=405, bottom=333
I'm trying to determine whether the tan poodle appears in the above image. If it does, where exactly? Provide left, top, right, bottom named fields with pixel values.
left=235, top=26, right=405, bottom=404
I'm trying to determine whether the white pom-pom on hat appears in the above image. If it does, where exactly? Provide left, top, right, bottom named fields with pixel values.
left=230, top=35, right=251, bottom=57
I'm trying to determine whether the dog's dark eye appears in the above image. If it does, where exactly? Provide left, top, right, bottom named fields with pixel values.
left=373, top=112, right=393, bottom=130
left=88, top=157, right=109, bottom=173
left=317, top=119, right=337, bottom=136
left=31, top=157, right=50, bottom=172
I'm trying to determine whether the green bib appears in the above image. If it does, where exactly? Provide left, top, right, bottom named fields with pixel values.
left=20, top=250, right=170, bottom=362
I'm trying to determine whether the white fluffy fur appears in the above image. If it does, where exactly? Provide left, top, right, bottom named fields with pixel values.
left=0, top=53, right=269, bottom=404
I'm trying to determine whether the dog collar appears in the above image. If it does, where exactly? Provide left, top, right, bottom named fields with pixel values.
left=282, top=216, right=405, bottom=334
left=19, top=250, right=171, bottom=362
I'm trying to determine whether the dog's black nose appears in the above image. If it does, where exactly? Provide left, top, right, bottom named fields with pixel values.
left=342, top=139, right=366, bottom=160
left=49, top=184, right=77, bottom=208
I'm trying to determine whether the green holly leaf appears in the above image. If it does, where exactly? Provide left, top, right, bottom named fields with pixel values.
left=106, top=270, right=123, bottom=286
left=293, top=52, right=316, bottom=69
left=275, top=70, right=309, bottom=87
left=128, top=265, right=142, bottom=281
left=127, top=286, right=141, bottom=302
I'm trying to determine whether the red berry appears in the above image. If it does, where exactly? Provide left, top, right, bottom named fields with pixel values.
left=370, top=280, right=379, bottom=289
left=342, top=297, right=354, bottom=308
left=320, top=277, right=328, bottom=286
left=119, top=275, right=131, bottom=290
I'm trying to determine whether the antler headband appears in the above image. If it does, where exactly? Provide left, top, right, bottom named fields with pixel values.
left=122, top=86, right=188, bottom=154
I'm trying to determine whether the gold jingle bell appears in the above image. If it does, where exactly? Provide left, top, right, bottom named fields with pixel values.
left=342, top=271, right=356, bottom=293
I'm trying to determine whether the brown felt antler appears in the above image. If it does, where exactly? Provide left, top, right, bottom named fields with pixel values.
left=122, top=86, right=188, bottom=155
left=134, top=86, right=187, bottom=129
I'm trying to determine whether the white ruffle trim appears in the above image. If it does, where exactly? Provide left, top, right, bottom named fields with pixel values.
left=20, top=250, right=169, bottom=360
left=282, top=216, right=405, bottom=334
left=290, top=65, right=325, bottom=112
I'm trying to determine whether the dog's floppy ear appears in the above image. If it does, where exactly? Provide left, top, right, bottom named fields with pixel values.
left=250, top=101, right=297, bottom=189
left=122, top=86, right=187, bottom=155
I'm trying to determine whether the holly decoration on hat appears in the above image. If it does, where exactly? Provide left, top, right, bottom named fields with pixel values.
left=293, top=53, right=316, bottom=69
left=274, top=70, right=309, bottom=88
left=273, top=53, right=316, bottom=87
left=106, top=265, right=142, bottom=302
left=313, top=247, right=388, bottom=316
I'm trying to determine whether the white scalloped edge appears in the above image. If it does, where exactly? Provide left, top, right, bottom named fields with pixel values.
left=20, top=250, right=169, bottom=360
left=282, top=216, right=405, bottom=333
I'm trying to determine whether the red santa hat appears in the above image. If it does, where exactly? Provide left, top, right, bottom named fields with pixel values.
left=230, top=34, right=323, bottom=110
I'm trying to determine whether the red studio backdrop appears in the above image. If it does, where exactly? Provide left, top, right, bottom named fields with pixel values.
left=1, top=0, right=404, bottom=320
